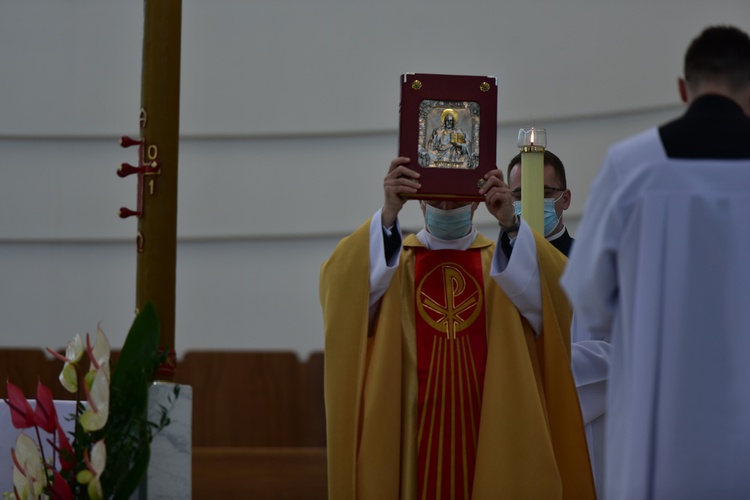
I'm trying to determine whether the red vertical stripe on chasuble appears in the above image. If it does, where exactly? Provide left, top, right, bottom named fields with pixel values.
left=414, top=248, right=488, bottom=500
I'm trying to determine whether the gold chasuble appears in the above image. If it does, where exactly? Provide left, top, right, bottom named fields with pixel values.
left=320, top=218, right=595, bottom=500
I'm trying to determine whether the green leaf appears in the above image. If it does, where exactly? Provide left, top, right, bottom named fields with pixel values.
left=112, top=439, right=151, bottom=500
left=111, top=302, right=160, bottom=390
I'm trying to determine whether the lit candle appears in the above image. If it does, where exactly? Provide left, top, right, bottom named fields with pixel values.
left=517, top=128, right=546, bottom=235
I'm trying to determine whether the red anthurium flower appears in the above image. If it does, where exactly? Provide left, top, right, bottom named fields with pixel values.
left=5, top=382, right=35, bottom=429
left=34, top=381, right=58, bottom=433
left=54, top=421, right=76, bottom=471
left=50, top=469, right=75, bottom=500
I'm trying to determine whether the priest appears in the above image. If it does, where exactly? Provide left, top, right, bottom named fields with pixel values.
left=320, top=157, right=595, bottom=499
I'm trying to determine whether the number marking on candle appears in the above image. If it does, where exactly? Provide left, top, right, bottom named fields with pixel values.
left=139, top=108, right=148, bottom=129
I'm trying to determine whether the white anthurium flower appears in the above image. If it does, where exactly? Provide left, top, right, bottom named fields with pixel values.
left=47, top=333, right=85, bottom=393
left=11, top=466, right=34, bottom=500
left=77, top=439, right=107, bottom=500
left=65, top=333, right=85, bottom=363
left=59, top=362, right=79, bottom=394
left=79, top=368, right=110, bottom=432
left=12, top=433, right=45, bottom=499
left=88, top=324, right=111, bottom=381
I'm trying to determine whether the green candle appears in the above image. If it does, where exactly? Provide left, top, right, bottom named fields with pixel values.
left=518, top=128, right=546, bottom=235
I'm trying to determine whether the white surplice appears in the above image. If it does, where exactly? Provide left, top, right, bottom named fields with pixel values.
left=562, top=128, right=750, bottom=500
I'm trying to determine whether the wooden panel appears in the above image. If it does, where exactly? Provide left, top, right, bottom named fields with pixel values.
left=192, top=447, right=327, bottom=499
left=300, top=351, right=326, bottom=447
left=173, top=351, right=326, bottom=447
left=0, top=349, right=68, bottom=400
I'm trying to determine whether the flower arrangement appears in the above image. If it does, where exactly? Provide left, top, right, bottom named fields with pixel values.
left=3, top=303, right=179, bottom=499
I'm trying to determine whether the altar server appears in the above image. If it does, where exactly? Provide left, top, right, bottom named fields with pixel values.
left=562, top=25, right=750, bottom=500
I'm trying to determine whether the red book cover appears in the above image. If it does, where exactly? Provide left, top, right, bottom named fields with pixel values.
left=399, top=73, right=498, bottom=201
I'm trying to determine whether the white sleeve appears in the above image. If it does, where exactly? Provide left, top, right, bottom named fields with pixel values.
left=490, top=220, right=542, bottom=334
left=490, top=218, right=611, bottom=420
left=571, top=335, right=610, bottom=423
left=584, top=414, right=606, bottom=497
left=561, top=153, right=621, bottom=341
left=573, top=315, right=610, bottom=498
left=369, top=208, right=400, bottom=317
left=561, top=154, right=621, bottom=497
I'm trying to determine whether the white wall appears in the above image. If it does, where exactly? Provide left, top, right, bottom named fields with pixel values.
left=0, top=1, right=747, bottom=358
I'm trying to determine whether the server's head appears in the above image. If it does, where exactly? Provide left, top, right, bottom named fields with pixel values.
left=679, top=25, right=750, bottom=113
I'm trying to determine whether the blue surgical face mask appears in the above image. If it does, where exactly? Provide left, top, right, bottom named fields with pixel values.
left=424, top=203, right=473, bottom=240
left=512, top=194, right=563, bottom=237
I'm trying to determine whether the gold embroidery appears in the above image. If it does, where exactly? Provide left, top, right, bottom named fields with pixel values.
left=421, top=338, right=443, bottom=500
left=457, top=338, right=470, bottom=499
left=417, top=263, right=483, bottom=339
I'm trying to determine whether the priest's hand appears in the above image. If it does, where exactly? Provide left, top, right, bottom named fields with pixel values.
left=382, top=157, right=421, bottom=228
left=480, top=168, right=517, bottom=229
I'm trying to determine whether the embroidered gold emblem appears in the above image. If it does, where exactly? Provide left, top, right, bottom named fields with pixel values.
left=417, top=263, right=483, bottom=339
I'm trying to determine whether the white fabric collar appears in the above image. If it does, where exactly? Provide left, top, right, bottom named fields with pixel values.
left=416, top=226, right=478, bottom=250
left=546, top=226, right=566, bottom=243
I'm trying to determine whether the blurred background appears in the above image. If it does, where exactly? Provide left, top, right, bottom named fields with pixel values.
left=1, top=0, right=748, bottom=358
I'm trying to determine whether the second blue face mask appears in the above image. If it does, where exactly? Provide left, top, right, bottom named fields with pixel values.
left=512, top=195, right=562, bottom=236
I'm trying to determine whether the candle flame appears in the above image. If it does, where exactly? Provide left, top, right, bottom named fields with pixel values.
left=530, top=129, right=535, bottom=146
